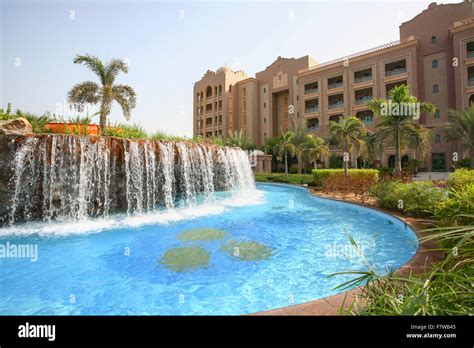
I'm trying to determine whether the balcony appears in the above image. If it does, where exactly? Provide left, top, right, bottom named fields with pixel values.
left=328, top=81, right=343, bottom=89
left=469, top=77, right=474, bottom=87
left=354, top=95, right=373, bottom=105
left=385, top=67, right=407, bottom=77
left=305, top=105, right=319, bottom=113
left=468, top=51, right=474, bottom=59
left=354, top=75, right=372, bottom=84
left=306, top=125, right=320, bottom=132
left=328, top=101, right=344, bottom=110
left=304, top=87, right=319, bottom=95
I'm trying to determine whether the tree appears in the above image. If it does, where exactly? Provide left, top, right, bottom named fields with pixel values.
left=68, top=54, right=137, bottom=135
left=226, top=129, right=255, bottom=150
left=305, top=135, right=329, bottom=170
left=368, top=84, right=435, bottom=173
left=329, top=116, right=367, bottom=177
left=445, top=105, right=474, bottom=169
left=279, top=131, right=296, bottom=175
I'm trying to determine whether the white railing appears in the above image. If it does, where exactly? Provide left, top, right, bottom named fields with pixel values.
left=385, top=67, right=407, bottom=77
left=354, top=75, right=372, bottom=84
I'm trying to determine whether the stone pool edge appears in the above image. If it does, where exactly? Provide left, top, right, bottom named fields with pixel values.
left=251, top=183, right=444, bottom=316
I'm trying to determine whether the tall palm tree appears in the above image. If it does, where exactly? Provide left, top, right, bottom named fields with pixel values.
left=329, top=116, right=367, bottom=177
left=226, top=129, right=254, bottom=150
left=445, top=105, right=474, bottom=169
left=305, top=135, right=329, bottom=169
left=279, top=131, right=296, bottom=175
left=368, top=84, right=435, bottom=173
left=68, top=54, right=137, bottom=135
left=288, top=117, right=313, bottom=174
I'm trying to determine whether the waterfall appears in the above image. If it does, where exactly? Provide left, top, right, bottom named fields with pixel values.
left=6, top=134, right=255, bottom=224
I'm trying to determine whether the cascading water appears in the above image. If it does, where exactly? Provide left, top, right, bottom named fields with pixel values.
left=6, top=134, right=256, bottom=225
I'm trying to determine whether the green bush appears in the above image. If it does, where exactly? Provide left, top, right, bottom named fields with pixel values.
left=312, top=169, right=379, bottom=186
left=435, top=183, right=474, bottom=225
left=254, top=173, right=316, bottom=186
left=456, top=158, right=471, bottom=169
left=329, top=154, right=343, bottom=168
left=369, top=181, right=446, bottom=217
left=106, top=123, right=148, bottom=139
left=448, top=168, right=474, bottom=189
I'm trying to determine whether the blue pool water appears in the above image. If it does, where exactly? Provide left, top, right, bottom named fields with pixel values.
left=0, top=183, right=418, bottom=315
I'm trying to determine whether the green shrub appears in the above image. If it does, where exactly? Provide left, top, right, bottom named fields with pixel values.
left=329, top=154, right=343, bottom=168
left=434, top=183, right=474, bottom=225
left=448, top=168, right=474, bottom=189
left=312, top=169, right=379, bottom=186
left=106, top=123, right=148, bottom=139
left=456, top=158, right=471, bottom=169
left=254, top=173, right=316, bottom=186
left=369, top=181, right=446, bottom=217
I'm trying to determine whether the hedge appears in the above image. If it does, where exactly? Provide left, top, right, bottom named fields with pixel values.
left=311, top=169, right=379, bottom=186
left=254, top=173, right=316, bottom=186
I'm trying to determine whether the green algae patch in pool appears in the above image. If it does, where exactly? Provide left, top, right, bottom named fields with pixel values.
left=221, top=240, right=273, bottom=261
left=159, top=246, right=211, bottom=272
left=177, top=228, right=227, bottom=242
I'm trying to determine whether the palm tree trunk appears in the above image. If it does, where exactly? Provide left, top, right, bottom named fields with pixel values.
left=99, top=112, right=107, bottom=136
left=298, top=154, right=303, bottom=174
left=395, top=123, right=402, bottom=174
left=285, top=151, right=288, bottom=175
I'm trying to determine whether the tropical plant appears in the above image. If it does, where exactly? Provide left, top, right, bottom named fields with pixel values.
left=226, top=129, right=254, bottom=150
left=445, top=105, right=474, bottom=169
left=368, top=84, right=435, bottom=173
left=106, top=122, right=147, bottom=139
left=329, top=116, right=367, bottom=177
left=287, top=117, right=317, bottom=174
left=279, top=131, right=296, bottom=175
left=305, top=135, right=329, bottom=169
left=68, top=54, right=137, bottom=135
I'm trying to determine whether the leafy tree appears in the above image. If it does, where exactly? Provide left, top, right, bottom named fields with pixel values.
left=68, top=54, right=137, bottom=135
left=329, top=116, right=367, bottom=177
left=445, top=105, right=474, bottom=169
left=368, top=84, right=435, bottom=173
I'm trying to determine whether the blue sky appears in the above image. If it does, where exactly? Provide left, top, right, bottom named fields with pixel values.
left=0, top=0, right=458, bottom=137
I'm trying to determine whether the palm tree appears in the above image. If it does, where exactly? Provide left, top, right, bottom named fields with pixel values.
left=329, top=116, right=367, bottom=177
left=68, top=54, right=137, bottom=135
left=305, top=135, right=329, bottom=170
left=279, top=131, right=296, bottom=175
left=368, top=84, right=435, bottom=173
left=445, top=105, right=474, bottom=169
left=226, top=129, right=254, bottom=150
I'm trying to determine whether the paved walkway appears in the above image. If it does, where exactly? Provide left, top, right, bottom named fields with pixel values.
left=412, top=172, right=449, bottom=181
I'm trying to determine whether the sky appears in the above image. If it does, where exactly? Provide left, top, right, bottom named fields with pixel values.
left=0, top=0, right=460, bottom=137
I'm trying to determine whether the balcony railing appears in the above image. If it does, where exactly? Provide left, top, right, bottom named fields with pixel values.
left=304, top=87, right=319, bottom=95
left=328, top=101, right=344, bottom=109
left=385, top=67, right=407, bottom=77
left=360, top=117, right=374, bottom=125
left=354, top=75, right=372, bottom=84
left=328, top=81, right=343, bottom=89
left=467, top=51, right=474, bottom=58
left=354, top=95, right=373, bottom=105
left=305, top=105, right=319, bottom=113
left=306, top=126, right=320, bottom=132
left=469, top=77, right=474, bottom=87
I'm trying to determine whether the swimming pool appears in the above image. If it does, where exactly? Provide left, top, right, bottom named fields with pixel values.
left=0, top=183, right=418, bottom=315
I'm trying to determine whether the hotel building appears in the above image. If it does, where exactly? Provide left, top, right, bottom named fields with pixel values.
left=193, top=1, right=474, bottom=171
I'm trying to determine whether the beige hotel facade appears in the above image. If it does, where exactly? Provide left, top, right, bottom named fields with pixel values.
left=194, top=1, right=474, bottom=171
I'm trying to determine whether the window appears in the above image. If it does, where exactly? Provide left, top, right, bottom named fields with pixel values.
left=264, top=117, right=266, bottom=123
left=431, top=36, right=437, bottom=44
left=434, top=110, right=440, bottom=118
left=433, top=84, right=439, bottom=94
left=432, top=59, right=438, bottom=69
left=435, top=134, right=441, bottom=144
left=263, top=88, right=266, bottom=93
left=296, top=96, right=299, bottom=101
left=263, top=103, right=266, bottom=108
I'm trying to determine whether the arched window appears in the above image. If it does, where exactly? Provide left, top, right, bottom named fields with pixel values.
left=206, top=86, right=212, bottom=98
left=433, top=84, right=439, bottom=94
left=435, top=134, right=441, bottom=144
left=431, top=36, right=437, bottom=44
left=432, top=59, right=438, bottom=69
left=229, top=85, right=232, bottom=93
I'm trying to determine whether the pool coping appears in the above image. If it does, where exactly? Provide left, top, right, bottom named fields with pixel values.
left=251, top=183, right=445, bottom=316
